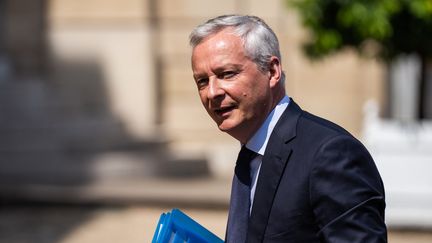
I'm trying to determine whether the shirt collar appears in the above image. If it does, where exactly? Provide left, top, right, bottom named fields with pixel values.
left=245, top=95, right=290, bottom=155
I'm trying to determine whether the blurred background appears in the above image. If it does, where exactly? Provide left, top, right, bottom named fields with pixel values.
left=0, top=0, right=431, bottom=242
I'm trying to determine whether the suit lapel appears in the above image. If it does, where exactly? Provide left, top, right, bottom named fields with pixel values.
left=247, top=100, right=302, bottom=242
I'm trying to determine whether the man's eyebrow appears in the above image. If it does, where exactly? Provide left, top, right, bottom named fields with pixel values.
left=214, top=64, right=242, bottom=72
left=193, top=73, right=207, bottom=80
left=193, top=64, right=242, bottom=78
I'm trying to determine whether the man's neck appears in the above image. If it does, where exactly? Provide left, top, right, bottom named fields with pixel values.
left=245, top=95, right=290, bottom=155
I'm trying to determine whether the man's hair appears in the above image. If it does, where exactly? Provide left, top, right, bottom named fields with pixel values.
left=189, top=15, right=285, bottom=84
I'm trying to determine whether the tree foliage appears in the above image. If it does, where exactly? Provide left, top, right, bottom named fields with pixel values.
left=288, top=0, right=432, bottom=61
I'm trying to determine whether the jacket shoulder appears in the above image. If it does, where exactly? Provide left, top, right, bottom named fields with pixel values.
left=297, top=110, right=354, bottom=141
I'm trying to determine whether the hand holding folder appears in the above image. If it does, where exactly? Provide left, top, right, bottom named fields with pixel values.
left=152, top=209, right=224, bottom=243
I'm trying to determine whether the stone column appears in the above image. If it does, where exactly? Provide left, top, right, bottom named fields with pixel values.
left=389, top=54, right=421, bottom=122
left=2, top=0, right=46, bottom=77
left=47, top=0, right=158, bottom=138
left=0, top=0, right=9, bottom=79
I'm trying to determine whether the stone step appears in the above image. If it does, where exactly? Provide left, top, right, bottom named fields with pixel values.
left=0, top=147, right=210, bottom=184
left=0, top=116, right=151, bottom=151
left=0, top=176, right=231, bottom=208
left=0, top=78, right=113, bottom=123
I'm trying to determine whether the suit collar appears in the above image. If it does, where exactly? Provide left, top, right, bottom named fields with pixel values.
left=247, top=100, right=303, bottom=242
left=246, top=96, right=290, bottom=155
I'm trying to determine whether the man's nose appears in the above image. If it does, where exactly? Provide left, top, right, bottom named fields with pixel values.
left=207, top=77, right=224, bottom=100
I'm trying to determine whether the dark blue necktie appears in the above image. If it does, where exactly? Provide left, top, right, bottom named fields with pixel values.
left=226, top=146, right=258, bottom=243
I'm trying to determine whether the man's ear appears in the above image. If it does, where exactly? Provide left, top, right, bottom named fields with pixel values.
left=268, top=56, right=282, bottom=88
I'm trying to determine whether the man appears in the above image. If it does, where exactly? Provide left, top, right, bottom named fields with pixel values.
left=189, top=15, right=387, bottom=243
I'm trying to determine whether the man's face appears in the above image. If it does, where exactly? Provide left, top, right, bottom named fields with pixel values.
left=191, top=29, right=275, bottom=143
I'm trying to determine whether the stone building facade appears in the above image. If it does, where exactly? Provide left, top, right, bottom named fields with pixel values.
left=0, top=0, right=384, bottom=181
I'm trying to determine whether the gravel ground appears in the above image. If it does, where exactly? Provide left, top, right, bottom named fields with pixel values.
left=1, top=205, right=432, bottom=243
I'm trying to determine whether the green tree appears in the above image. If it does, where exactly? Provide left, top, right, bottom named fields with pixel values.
left=289, top=0, right=432, bottom=119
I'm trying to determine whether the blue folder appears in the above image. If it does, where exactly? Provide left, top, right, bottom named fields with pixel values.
left=152, top=209, right=224, bottom=243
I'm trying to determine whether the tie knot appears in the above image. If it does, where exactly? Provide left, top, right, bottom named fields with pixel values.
left=238, top=146, right=257, bottom=162
left=235, top=146, right=258, bottom=186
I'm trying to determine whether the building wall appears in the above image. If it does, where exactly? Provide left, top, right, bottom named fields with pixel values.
left=2, top=0, right=385, bottom=178
left=47, top=0, right=157, bottom=138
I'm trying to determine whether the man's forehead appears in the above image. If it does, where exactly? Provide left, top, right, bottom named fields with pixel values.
left=192, top=45, right=247, bottom=69
left=191, top=28, right=251, bottom=73
left=196, top=28, right=242, bottom=48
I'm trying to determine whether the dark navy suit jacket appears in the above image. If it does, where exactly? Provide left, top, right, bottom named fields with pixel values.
left=245, top=100, right=387, bottom=242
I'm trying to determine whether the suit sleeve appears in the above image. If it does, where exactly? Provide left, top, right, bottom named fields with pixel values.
left=309, top=134, right=387, bottom=243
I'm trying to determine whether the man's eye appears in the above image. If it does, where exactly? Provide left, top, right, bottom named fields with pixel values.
left=220, top=71, right=238, bottom=79
left=196, top=78, right=209, bottom=88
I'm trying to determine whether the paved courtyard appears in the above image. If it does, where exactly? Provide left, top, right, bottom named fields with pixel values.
left=1, top=204, right=432, bottom=243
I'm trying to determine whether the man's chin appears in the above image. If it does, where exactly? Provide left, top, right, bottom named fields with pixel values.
left=217, top=124, right=230, bottom=132
left=217, top=121, right=238, bottom=134
left=217, top=121, right=229, bottom=131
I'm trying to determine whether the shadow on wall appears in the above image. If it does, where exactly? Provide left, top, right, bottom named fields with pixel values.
left=0, top=57, right=210, bottom=186
left=0, top=53, right=209, bottom=243
left=0, top=0, right=210, bottom=187
left=0, top=203, right=104, bottom=243
left=0, top=0, right=210, bottom=241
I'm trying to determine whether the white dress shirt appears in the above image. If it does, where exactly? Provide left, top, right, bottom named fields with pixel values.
left=244, top=95, right=290, bottom=213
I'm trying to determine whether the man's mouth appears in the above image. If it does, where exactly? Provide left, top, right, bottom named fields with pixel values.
left=214, top=105, right=236, bottom=117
